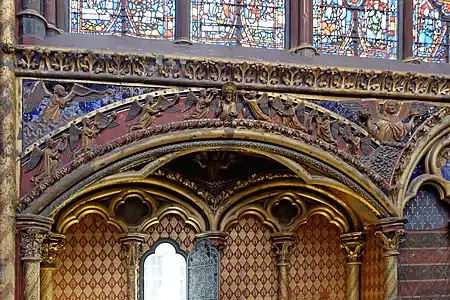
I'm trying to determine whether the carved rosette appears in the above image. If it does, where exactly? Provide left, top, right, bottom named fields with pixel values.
left=271, top=233, right=294, bottom=300
left=195, top=231, right=228, bottom=252
left=41, top=234, right=66, bottom=268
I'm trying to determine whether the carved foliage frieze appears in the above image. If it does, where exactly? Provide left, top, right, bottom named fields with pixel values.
left=13, top=47, right=450, bottom=101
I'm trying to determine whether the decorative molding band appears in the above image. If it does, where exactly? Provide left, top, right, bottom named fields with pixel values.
left=11, top=45, right=450, bottom=101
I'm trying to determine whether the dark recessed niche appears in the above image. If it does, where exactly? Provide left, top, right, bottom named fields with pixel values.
left=271, top=199, right=300, bottom=225
left=115, top=196, right=150, bottom=226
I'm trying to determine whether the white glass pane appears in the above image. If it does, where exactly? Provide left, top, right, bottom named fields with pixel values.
left=143, top=242, right=187, bottom=300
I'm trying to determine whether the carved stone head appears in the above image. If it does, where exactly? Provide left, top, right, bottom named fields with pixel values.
left=54, top=85, right=67, bottom=97
left=384, top=100, right=399, bottom=115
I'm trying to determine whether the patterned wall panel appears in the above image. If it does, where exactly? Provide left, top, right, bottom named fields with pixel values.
left=54, top=214, right=127, bottom=300
left=404, top=187, right=450, bottom=230
left=141, top=214, right=197, bottom=253
left=288, top=214, right=347, bottom=300
left=221, top=216, right=278, bottom=299
left=361, top=229, right=384, bottom=300
left=399, top=187, right=450, bottom=299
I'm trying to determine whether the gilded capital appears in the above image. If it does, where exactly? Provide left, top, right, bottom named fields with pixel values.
left=118, top=233, right=147, bottom=266
left=16, top=214, right=53, bottom=261
left=375, top=229, right=406, bottom=256
left=340, top=232, right=365, bottom=263
left=41, top=234, right=66, bottom=268
left=271, top=233, right=294, bottom=265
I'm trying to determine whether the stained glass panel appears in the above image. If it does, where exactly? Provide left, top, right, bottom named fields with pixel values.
left=191, top=0, right=286, bottom=49
left=413, top=0, right=450, bottom=63
left=313, top=0, right=398, bottom=59
left=70, top=0, right=175, bottom=39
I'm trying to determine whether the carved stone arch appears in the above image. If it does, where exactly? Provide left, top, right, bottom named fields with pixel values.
left=221, top=205, right=281, bottom=233
left=394, top=107, right=450, bottom=207
left=403, top=174, right=450, bottom=213
left=19, top=131, right=394, bottom=222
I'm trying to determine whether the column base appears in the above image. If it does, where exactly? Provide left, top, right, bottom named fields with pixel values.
left=289, top=44, right=319, bottom=57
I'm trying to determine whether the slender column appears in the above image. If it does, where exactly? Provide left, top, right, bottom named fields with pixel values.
left=374, top=218, right=406, bottom=300
left=174, top=0, right=193, bottom=44
left=0, top=0, right=17, bottom=297
left=271, top=233, right=294, bottom=300
left=195, top=231, right=228, bottom=252
left=401, top=0, right=414, bottom=61
left=289, top=0, right=299, bottom=48
left=340, top=232, right=365, bottom=300
left=40, top=233, right=65, bottom=300
left=17, top=215, right=53, bottom=300
left=290, top=0, right=317, bottom=56
left=119, top=233, right=147, bottom=300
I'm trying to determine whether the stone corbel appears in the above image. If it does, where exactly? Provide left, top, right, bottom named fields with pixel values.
left=271, top=233, right=294, bottom=300
left=373, top=217, right=407, bottom=300
left=340, top=232, right=365, bottom=300
left=119, top=233, right=147, bottom=300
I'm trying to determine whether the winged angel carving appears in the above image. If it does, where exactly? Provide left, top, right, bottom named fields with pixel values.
left=24, top=81, right=111, bottom=123
left=359, top=100, right=420, bottom=142
left=69, top=112, right=119, bottom=153
left=26, top=136, right=68, bottom=183
left=126, top=94, right=180, bottom=131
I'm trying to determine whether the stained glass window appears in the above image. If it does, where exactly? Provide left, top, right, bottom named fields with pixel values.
left=70, top=0, right=175, bottom=39
left=313, top=0, right=398, bottom=59
left=413, top=0, right=450, bottom=63
left=191, top=0, right=286, bottom=49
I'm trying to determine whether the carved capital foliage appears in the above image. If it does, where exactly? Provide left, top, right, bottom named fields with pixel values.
left=340, top=232, right=365, bottom=263
left=271, top=233, right=294, bottom=265
left=118, top=233, right=147, bottom=266
left=375, top=229, right=406, bottom=256
left=41, top=234, right=66, bottom=268
left=19, top=228, right=48, bottom=260
left=16, top=214, right=53, bottom=260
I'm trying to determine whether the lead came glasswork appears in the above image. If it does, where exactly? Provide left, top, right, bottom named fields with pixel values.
left=191, top=0, right=286, bottom=49
left=313, top=0, right=398, bottom=59
left=413, top=0, right=450, bottom=62
left=70, top=0, right=175, bottom=39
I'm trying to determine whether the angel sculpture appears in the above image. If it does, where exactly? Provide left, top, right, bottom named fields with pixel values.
left=271, top=97, right=305, bottom=130
left=216, top=82, right=238, bottom=122
left=359, top=100, right=420, bottom=142
left=26, top=136, right=68, bottom=184
left=24, top=81, right=111, bottom=123
left=69, top=112, right=119, bottom=153
left=240, top=91, right=273, bottom=122
left=308, top=109, right=339, bottom=145
left=182, top=89, right=218, bottom=120
left=339, top=124, right=362, bottom=155
left=126, top=94, right=180, bottom=131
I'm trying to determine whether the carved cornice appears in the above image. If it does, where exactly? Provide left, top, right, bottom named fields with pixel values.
left=12, top=45, right=450, bottom=101
left=18, top=119, right=388, bottom=213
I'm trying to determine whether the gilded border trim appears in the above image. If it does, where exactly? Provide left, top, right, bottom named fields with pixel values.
left=11, top=45, right=450, bottom=101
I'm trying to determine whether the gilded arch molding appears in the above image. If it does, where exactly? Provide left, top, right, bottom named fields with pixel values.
left=19, top=134, right=394, bottom=220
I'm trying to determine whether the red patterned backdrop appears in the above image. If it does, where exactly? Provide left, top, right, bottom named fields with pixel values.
left=361, top=228, right=384, bottom=300
left=53, top=214, right=128, bottom=300
left=221, top=216, right=278, bottom=299
left=289, top=214, right=347, bottom=299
